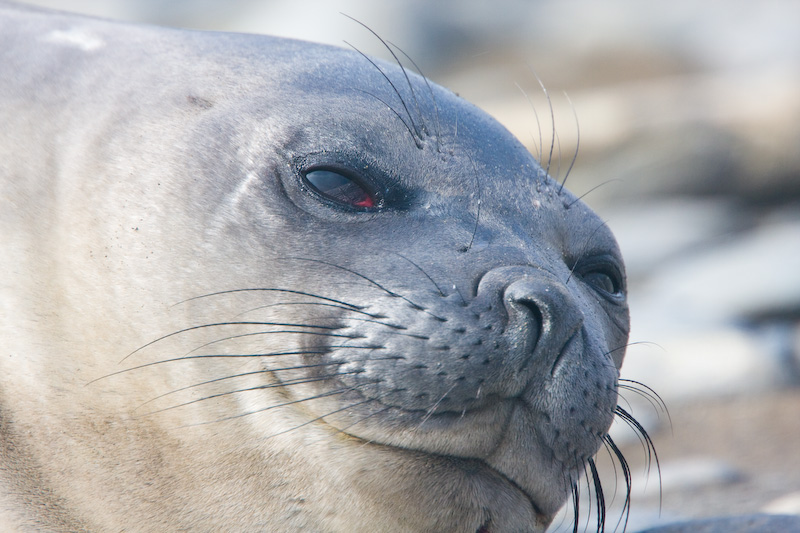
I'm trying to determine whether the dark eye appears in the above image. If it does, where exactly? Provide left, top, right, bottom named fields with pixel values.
left=303, top=168, right=376, bottom=209
left=574, top=259, right=624, bottom=298
left=582, top=270, right=620, bottom=295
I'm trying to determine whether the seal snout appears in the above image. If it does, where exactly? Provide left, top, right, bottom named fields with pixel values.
left=476, top=266, right=585, bottom=386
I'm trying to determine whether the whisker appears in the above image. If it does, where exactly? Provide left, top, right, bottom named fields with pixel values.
left=462, top=153, right=483, bottom=254
left=615, top=406, right=662, bottom=500
left=588, top=457, right=606, bottom=533
left=393, top=252, right=446, bottom=297
left=604, top=434, right=632, bottom=532
left=565, top=179, right=623, bottom=209
left=342, top=41, right=422, bottom=147
left=235, top=300, right=384, bottom=320
left=186, top=380, right=382, bottom=428
left=353, top=87, right=417, bottom=141
left=93, top=344, right=385, bottom=386
left=529, top=68, right=556, bottom=178
left=140, top=372, right=363, bottom=417
left=260, top=388, right=389, bottom=440
left=417, top=382, right=458, bottom=428
left=560, top=90, right=580, bottom=194
left=176, top=287, right=363, bottom=311
left=389, top=42, right=441, bottom=151
left=183, top=329, right=361, bottom=355
left=342, top=15, right=426, bottom=139
left=289, top=257, right=448, bottom=322
left=120, top=320, right=339, bottom=363
left=138, top=356, right=402, bottom=410
left=515, top=81, right=543, bottom=165
left=90, top=349, right=330, bottom=385
left=571, top=479, right=580, bottom=533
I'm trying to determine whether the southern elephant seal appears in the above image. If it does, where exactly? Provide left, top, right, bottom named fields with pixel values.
left=0, top=3, right=639, bottom=531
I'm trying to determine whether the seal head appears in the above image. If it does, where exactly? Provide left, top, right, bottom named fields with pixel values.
left=0, top=5, right=629, bottom=532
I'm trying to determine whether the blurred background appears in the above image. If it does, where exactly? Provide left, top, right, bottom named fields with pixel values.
left=20, top=0, right=800, bottom=530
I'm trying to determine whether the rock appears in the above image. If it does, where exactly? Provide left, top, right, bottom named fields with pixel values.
left=763, top=491, right=800, bottom=515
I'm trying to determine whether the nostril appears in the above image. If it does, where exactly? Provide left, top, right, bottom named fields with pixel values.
left=502, top=285, right=545, bottom=359
left=512, top=297, right=543, bottom=332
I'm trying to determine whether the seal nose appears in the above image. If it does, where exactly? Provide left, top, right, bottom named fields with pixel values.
left=476, top=266, right=585, bottom=383
left=503, top=276, right=583, bottom=375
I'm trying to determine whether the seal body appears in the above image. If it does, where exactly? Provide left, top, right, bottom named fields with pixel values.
left=0, top=4, right=629, bottom=532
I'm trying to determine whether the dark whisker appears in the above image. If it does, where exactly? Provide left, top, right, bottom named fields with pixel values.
left=136, top=360, right=359, bottom=409
left=197, top=380, right=385, bottom=429
left=618, top=379, right=671, bottom=426
left=515, top=82, right=544, bottom=164
left=185, top=329, right=359, bottom=355
left=389, top=41, right=442, bottom=151
left=529, top=69, right=556, bottom=178
left=571, top=479, right=580, bottom=533
left=615, top=406, right=662, bottom=496
left=118, top=320, right=339, bottom=363
left=260, top=388, right=390, bottom=440
left=343, top=41, right=423, bottom=147
left=139, top=372, right=360, bottom=417
left=588, top=457, right=606, bottom=533
left=603, top=435, right=632, bottom=533
left=353, top=87, right=418, bottom=142
left=179, top=381, right=381, bottom=428
left=342, top=15, right=426, bottom=138
left=566, top=179, right=624, bottom=209
left=462, top=153, right=483, bottom=255
left=289, top=257, right=448, bottom=321
left=91, top=349, right=330, bottom=385
left=560, top=91, right=580, bottom=194
left=176, top=287, right=363, bottom=311
left=393, top=252, right=446, bottom=297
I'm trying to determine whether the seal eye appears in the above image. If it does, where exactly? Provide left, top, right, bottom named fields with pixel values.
left=303, top=169, right=376, bottom=209
left=583, top=270, right=620, bottom=295
left=574, top=259, right=624, bottom=298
